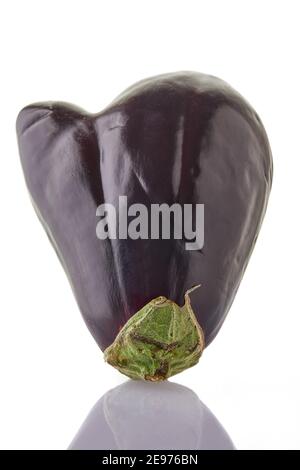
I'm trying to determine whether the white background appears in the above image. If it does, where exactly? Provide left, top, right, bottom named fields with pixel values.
left=0, top=0, right=299, bottom=450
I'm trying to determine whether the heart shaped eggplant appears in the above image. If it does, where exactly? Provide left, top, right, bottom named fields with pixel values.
left=17, top=72, right=272, bottom=379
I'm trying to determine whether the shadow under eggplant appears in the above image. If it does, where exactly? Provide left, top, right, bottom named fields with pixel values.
left=68, top=380, right=235, bottom=450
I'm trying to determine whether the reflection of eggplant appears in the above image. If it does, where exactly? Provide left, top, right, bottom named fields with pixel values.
left=69, top=381, right=235, bottom=450
left=17, top=72, right=272, bottom=357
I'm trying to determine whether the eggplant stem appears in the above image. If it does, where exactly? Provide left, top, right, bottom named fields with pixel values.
left=104, top=288, right=205, bottom=381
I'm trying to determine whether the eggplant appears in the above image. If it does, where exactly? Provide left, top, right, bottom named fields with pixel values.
left=16, top=72, right=272, bottom=380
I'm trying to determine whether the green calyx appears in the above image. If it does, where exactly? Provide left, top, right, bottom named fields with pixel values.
left=104, top=285, right=205, bottom=381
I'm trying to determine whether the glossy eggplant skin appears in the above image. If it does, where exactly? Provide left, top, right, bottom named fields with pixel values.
left=16, top=72, right=272, bottom=351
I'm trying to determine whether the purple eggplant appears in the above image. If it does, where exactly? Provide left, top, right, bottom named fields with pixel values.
left=17, top=72, right=272, bottom=379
